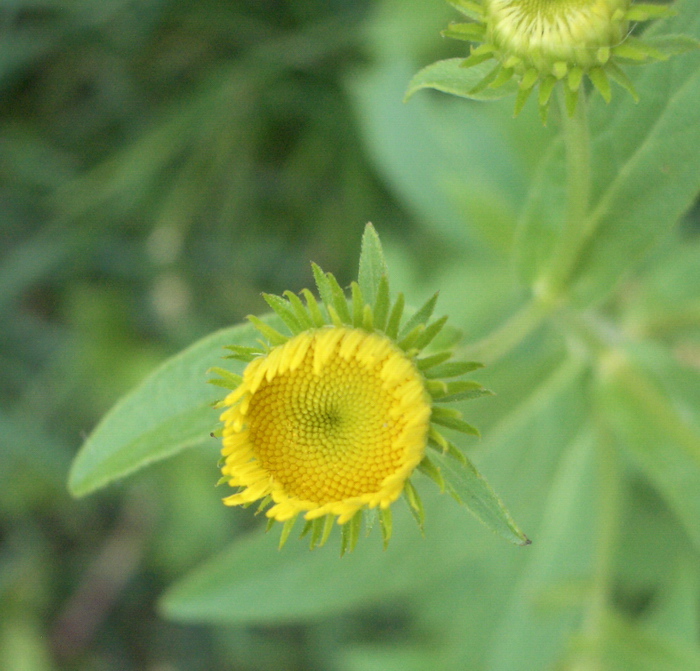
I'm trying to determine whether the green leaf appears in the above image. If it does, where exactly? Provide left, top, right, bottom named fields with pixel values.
left=159, top=503, right=463, bottom=624
left=596, top=356, right=700, bottom=551
left=430, top=450, right=529, bottom=546
left=358, top=222, right=388, bottom=308
left=68, top=320, right=271, bottom=497
left=405, top=58, right=518, bottom=102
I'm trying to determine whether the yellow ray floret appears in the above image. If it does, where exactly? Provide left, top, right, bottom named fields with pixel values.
left=220, top=327, right=432, bottom=525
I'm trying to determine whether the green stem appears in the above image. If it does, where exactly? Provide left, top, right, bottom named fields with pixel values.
left=539, top=88, right=593, bottom=297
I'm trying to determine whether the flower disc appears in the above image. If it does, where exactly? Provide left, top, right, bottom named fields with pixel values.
left=486, top=0, right=630, bottom=72
left=220, top=327, right=432, bottom=524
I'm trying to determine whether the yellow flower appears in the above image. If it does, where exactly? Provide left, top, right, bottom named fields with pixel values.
left=220, top=327, right=430, bottom=524
left=444, top=0, right=677, bottom=118
left=211, top=237, right=489, bottom=552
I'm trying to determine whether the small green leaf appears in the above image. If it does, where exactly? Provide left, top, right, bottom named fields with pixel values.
left=430, top=451, right=529, bottom=546
left=358, top=222, right=388, bottom=307
left=405, top=58, right=518, bottom=102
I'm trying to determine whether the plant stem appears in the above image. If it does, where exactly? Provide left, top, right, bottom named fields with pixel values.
left=540, top=88, right=593, bottom=297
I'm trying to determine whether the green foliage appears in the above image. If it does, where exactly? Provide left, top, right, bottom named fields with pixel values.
left=3, top=0, right=700, bottom=669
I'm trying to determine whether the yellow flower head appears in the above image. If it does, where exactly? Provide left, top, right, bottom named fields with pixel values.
left=211, top=226, right=489, bottom=552
left=444, top=0, right=678, bottom=119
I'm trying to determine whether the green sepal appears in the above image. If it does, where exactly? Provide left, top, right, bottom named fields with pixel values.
left=461, top=48, right=495, bottom=70
left=340, top=512, right=362, bottom=557
left=307, top=516, right=333, bottom=549
left=431, top=407, right=480, bottom=436
left=413, top=315, right=448, bottom=351
left=613, top=36, right=669, bottom=62
left=265, top=516, right=275, bottom=532
left=373, top=275, right=390, bottom=332
left=311, top=263, right=334, bottom=311
left=358, top=222, right=388, bottom=308
left=626, top=3, right=677, bottom=21
left=489, top=66, right=514, bottom=89
left=301, top=288, right=326, bottom=327
left=400, top=292, right=439, bottom=338
left=283, top=290, right=314, bottom=330
left=428, top=425, right=450, bottom=451
left=432, top=380, right=493, bottom=403
left=442, top=22, right=486, bottom=43
left=398, top=323, right=424, bottom=351
left=538, top=75, right=556, bottom=107
left=379, top=507, right=392, bottom=550
left=403, top=480, right=425, bottom=531
left=468, top=63, right=502, bottom=95
left=215, top=475, right=228, bottom=486
left=327, top=305, right=344, bottom=328
left=262, top=293, right=304, bottom=335
left=589, top=67, right=612, bottom=103
left=379, top=508, right=392, bottom=550
left=418, top=455, right=446, bottom=491
left=362, top=304, right=374, bottom=331
left=424, top=360, right=484, bottom=378
left=564, top=85, right=579, bottom=117
left=643, top=34, right=700, bottom=56
left=325, top=271, right=352, bottom=325
left=223, top=344, right=263, bottom=362
left=299, top=519, right=314, bottom=539
left=351, top=282, right=364, bottom=328
left=207, top=367, right=244, bottom=390
left=247, top=315, right=289, bottom=346
left=446, top=0, right=484, bottom=21
left=211, top=427, right=223, bottom=439
left=385, top=293, right=405, bottom=340
left=606, top=61, right=639, bottom=102
left=417, top=352, right=453, bottom=371
left=256, top=495, right=273, bottom=514
left=278, top=515, right=298, bottom=549
left=567, top=66, right=584, bottom=92
left=445, top=440, right=468, bottom=466
left=513, top=84, right=534, bottom=116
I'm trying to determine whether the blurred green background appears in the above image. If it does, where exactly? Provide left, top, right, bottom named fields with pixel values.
left=2, top=0, right=699, bottom=670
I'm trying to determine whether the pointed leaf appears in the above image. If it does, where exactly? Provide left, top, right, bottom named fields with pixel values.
left=430, top=451, right=529, bottom=546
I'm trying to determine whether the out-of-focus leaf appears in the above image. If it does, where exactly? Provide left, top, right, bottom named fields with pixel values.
left=486, top=433, right=599, bottom=671
left=430, top=450, right=529, bottom=546
left=160, top=502, right=464, bottom=624
left=597, top=612, right=700, bottom=671
left=596, top=354, right=700, bottom=551
left=68, top=319, right=270, bottom=497
left=405, top=58, right=518, bottom=102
